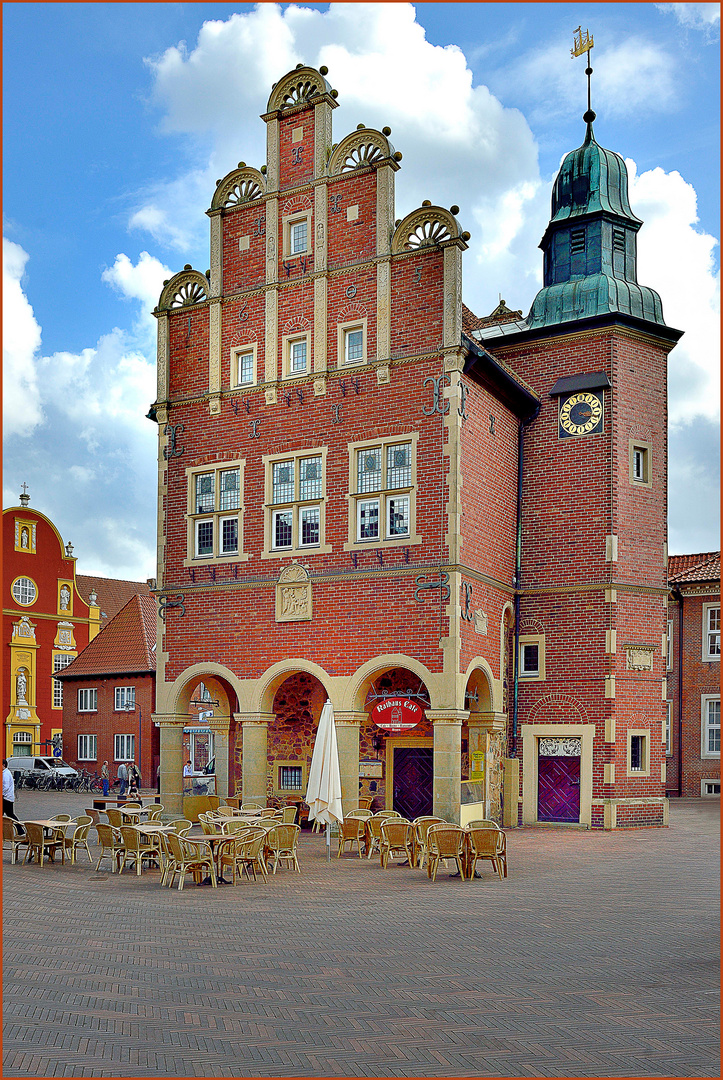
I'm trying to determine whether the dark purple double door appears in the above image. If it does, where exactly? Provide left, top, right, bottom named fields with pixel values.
left=538, top=754, right=580, bottom=822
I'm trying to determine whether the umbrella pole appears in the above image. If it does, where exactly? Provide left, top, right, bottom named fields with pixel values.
left=326, top=822, right=331, bottom=861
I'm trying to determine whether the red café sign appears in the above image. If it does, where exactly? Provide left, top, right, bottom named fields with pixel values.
left=370, top=697, right=423, bottom=732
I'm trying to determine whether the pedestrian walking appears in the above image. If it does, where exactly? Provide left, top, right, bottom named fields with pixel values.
left=117, top=761, right=128, bottom=796
left=128, top=761, right=141, bottom=789
left=3, top=759, right=21, bottom=823
left=101, top=760, right=109, bottom=797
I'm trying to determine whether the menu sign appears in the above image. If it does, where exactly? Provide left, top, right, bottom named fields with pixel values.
left=370, top=697, right=423, bottom=732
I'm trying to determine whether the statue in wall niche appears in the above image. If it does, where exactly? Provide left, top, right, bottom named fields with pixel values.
left=20, top=528, right=29, bottom=549
left=16, top=670, right=28, bottom=705
left=59, top=584, right=71, bottom=611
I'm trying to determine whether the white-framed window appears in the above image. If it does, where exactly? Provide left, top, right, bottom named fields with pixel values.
left=701, top=780, right=720, bottom=797
left=264, top=449, right=329, bottom=557
left=11, top=576, right=37, bottom=606
left=52, top=653, right=74, bottom=709
left=185, top=461, right=245, bottom=565
left=665, top=701, right=672, bottom=756
left=701, top=696, right=720, bottom=758
left=114, top=686, right=136, bottom=711
left=666, top=618, right=673, bottom=670
left=282, top=332, right=310, bottom=379
left=231, top=345, right=257, bottom=388
left=517, top=634, right=546, bottom=681
left=703, top=604, right=720, bottom=661
left=114, top=734, right=135, bottom=761
left=627, top=730, right=650, bottom=775
left=629, top=440, right=652, bottom=487
left=337, top=318, right=368, bottom=366
left=77, top=734, right=97, bottom=761
left=77, top=688, right=97, bottom=712
left=282, top=210, right=312, bottom=260
left=352, top=440, right=413, bottom=543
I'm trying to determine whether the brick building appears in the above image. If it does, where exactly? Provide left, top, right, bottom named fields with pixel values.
left=667, top=552, right=720, bottom=798
left=148, top=64, right=681, bottom=827
left=57, top=594, right=158, bottom=786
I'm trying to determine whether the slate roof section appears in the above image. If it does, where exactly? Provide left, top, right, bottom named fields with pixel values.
left=76, top=574, right=151, bottom=628
left=57, top=594, right=157, bottom=678
left=668, top=552, right=720, bottom=585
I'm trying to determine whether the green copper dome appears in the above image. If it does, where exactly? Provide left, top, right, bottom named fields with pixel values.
left=526, top=121, right=667, bottom=331
left=549, top=123, right=641, bottom=226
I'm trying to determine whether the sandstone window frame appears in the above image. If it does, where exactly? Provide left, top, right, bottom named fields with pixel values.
left=337, top=318, right=367, bottom=366
left=282, top=331, right=311, bottom=380
left=665, top=700, right=672, bottom=756
left=344, top=433, right=421, bottom=552
left=517, top=634, right=546, bottom=682
left=231, top=343, right=257, bottom=388
left=627, top=729, right=650, bottom=777
left=282, top=210, right=312, bottom=260
left=272, top=758, right=307, bottom=797
left=184, top=460, right=248, bottom=568
left=629, top=439, right=652, bottom=487
left=262, top=446, right=332, bottom=560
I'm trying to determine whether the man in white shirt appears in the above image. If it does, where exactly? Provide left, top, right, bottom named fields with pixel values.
left=3, top=759, right=20, bottom=822
left=183, top=760, right=193, bottom=777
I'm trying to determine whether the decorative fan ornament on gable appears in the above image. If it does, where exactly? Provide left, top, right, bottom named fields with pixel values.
left=171, top=279, right=208, bottom=307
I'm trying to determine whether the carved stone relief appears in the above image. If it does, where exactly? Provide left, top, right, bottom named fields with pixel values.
left=538, top=737, right=582, bottom=757
left=276, top=561, right=312, bottom=622
left=474, top=609, right=488, bottom=635
left=625, top=645, right=656, bottom=671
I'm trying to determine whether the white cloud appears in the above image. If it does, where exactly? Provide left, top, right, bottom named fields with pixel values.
left=3, top=238, right=44, bottom=437
left=627, top=161, right=720, bottom=425
left=657, top=3, right=720, bottom=37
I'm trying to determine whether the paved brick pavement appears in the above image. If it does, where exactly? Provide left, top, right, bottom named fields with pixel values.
left=3, top=792, right=719, bottom=1078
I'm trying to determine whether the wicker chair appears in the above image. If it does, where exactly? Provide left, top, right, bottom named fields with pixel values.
left=23, top=822, right=65, bottom=867
left=48, top=813, right=74, bottom=823
left=265, top=824, right=301, bottom=874
left=221, top=818, right=252, bottom=835
left=426, top=823, right=467, bottom=881
left=146, top=804, right=165, bottom=820
left=413, top=816, right=445, bottom=868
left=106, top=808, right=123, bottom=829
left=465, top=819, right=498, bottom=829
left=165, top=832, right=217, bottom=890
left=364, top=815, right=386, bottom=860
left=240, top=802, right=263, bottom=811
left=95, top=823, right=125, bottom=873
left=466, top=826, right=507, bottom=879
left=379, top=819, right=414, bottom=869
left=215, top=806, right=237, bottom=818
left=119, top=826, right=156, bottom=876
left=62, top=816, right=94, bottom=865
left=3, top=817, right=29, bottom=865
left=166, top=818, right=192, bottom=836
left=199, top=814, right=217, bottom=835
left=358, top=796, right=373, bottom=810
left=281, top=805, right=298, bottom=824
left=337, top=816, right=367, bottom=858
left=219, top=827, right=268, bottom=884
left=346, top=808, right=373, bottom=821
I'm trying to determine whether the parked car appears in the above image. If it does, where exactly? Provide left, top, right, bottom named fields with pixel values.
left=7, top=756, right=78, bottom=778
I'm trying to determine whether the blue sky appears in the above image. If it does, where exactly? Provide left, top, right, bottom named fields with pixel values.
left=3, top=2, right=720, bottom=579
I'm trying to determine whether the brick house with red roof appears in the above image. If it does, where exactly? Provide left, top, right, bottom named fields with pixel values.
left=667, top=553, right=720, bottom=797
left=57, top=594, right=158, bottom=787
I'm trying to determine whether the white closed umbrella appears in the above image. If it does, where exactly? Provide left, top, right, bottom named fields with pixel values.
left=306, top=699, right=344, bottom=860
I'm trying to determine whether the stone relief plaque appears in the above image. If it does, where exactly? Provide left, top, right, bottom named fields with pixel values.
left=625, top=645, right=655, bottom=671
left=275, top=561, right=312, bottom=622
left=538, top=737, right=581, bottom=757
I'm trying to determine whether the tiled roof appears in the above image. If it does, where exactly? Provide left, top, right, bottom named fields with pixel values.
left=57, top=594, right=157, bottom=679
left=76, top=575, right=151, bottom=628
left=668, top=552, right=720, bottom=585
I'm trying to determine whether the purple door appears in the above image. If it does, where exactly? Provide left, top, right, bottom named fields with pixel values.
left=538, top=755, right=580, bottom=822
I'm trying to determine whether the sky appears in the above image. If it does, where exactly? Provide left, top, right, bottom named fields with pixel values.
left=3, top=2, right=720, bottom=580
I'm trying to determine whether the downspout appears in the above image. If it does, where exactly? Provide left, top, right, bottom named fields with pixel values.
left=672, top=586, right=684, bottom=797
left=511, top=404, right=540, bottom=756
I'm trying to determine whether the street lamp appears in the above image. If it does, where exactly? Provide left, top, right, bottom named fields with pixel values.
left=121, top=697, right=142, bottom=781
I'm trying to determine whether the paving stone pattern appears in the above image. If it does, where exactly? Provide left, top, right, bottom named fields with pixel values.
left=3, top=793, right=720, bottom=1078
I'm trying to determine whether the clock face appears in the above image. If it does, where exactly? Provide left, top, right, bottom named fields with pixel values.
left=559, top=391, right=604, bottom=437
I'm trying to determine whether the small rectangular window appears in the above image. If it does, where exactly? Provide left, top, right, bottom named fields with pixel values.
left=195, top=519, right=214, bottom=557
left=386, top=443, right=412, bottom=489
left=387, top=495, right=410, bottom=537
left=357, top=499, right=380, bottom=541
left=235, top=351, right=254, bottom=386
left=665, top=701, right=672, bottom=756
left=345, top=328, right=364, bottom=362
left=77, top=735, right=97, bottom=761
left=272, top=510, right=293, bottom=550
left=357, top=448, right=382, bottom=494
left=706, top=606, right=720, bottom=659
left=279, top=765, right=303, bottom=790
left=630, top=734, right=645, bottom=771
left=221, top=517, right=238, bottom=554
left=521, top=643, right=539, bottom=677
left=299, top=456, right=322, bottom=500
left=291, top=220, right=307, bottom=254
left=667, top=619, right=673, bottom=670
left=629, top=441, right=651, bottom=486
left=195, top=473, right=215, bottom=513
left=114, top=734, right=135, bottom=761
left=219, top=469, right=240, bottom=511
left=114, top=686, right=135, bottom=711
left=290, top=339, right=307, bottom=373
left=632, top=448, right=646, bottom=481
left=77, top=688, right=97, bottom=712
left=52, top=653, right=73, bottom=708
left=272, top=461, right=295, bottom=504
left=704, top=698, right=720, bottom=756
left=702, top=781, right=721, bottom=796
left=299, top=506, right=320, bottom=547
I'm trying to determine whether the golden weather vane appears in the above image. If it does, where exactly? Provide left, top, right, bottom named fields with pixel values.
left=571, top=27, right=596, bottom=124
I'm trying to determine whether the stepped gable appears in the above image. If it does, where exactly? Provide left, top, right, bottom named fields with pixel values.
left=57, top=594, right=157, bottom=678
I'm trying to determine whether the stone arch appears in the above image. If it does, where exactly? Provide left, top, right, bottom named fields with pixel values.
left=327, top=128, right=394, bottom=176
left=463, top=658, right=495, bottom=714
left=157, top=269, right=209, bottom=312
left=343, top=654, right=434, bottom=713
left=267, top=66, right=331, bottom=113
left=254, top=658, right=334, bottom=715
left=391, top=205, right=461, bottom=254
left=526, top=693, right=590, bottom=725
left=281, top=193, right=313, bottom=216
left=210, top=166, right=266, bottom=211
left=166, top=662, right=243, bottom=717
left=281, top=315, right=311, bottom=336
left=520, top=616, right=544, bottom=635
